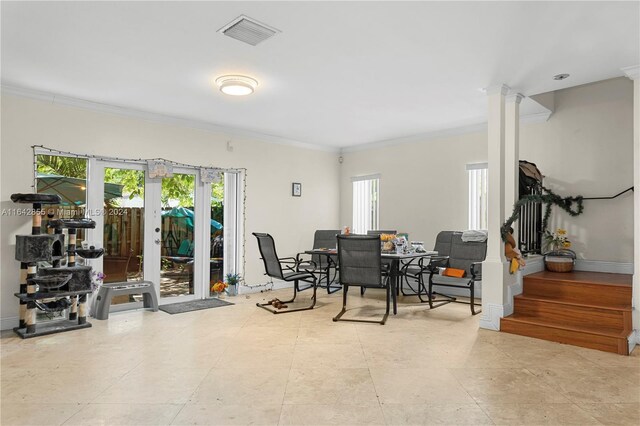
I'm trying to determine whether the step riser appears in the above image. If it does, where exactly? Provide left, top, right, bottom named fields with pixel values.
left=501, top=319, right=628, bottom=355
left=523, top=278, right=632, bottom=308
left=514, top=298, right=632, bottom=333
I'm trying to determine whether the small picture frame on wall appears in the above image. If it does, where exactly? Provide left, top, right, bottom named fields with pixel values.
left=292, top=182, right=302, bottom=197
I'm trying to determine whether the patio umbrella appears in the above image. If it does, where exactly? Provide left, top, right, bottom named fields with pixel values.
left=37, top=173, right=123, bottom=205
left=161, top=206, right=222, bottom=231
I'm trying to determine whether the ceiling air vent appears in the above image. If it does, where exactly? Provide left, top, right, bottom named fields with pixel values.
left=218, top=15, right=280, bottom=46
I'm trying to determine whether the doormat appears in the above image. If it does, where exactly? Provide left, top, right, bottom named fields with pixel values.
left=159, top=298, right=234, bottom=314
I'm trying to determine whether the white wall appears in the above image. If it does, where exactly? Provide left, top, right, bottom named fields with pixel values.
left=521, top=78, right=634, bottom=262
left=0, top=94, right=340, bottom=328
left=340, top=78, right=634, bottom=263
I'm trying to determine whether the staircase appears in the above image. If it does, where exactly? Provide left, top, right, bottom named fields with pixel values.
left=501, top=271, right=633, bottom=355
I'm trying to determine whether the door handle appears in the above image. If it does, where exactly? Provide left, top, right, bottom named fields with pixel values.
left=154, top=239, right=161, bottom=245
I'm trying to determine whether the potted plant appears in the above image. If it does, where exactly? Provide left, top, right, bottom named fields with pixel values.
left=225, top=273, right=241, bottom=296
left=543, top=228, right=576, bottom=272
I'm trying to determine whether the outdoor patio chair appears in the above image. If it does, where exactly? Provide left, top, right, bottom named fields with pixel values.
left=415, top=231, right=486, bottom=315
left=365, top=230, right=397, bottom=296
left=253, top=232, right=317, bottom=314
left=333, top=234, right=392, bottom=325
left=163, top=239, right=194, bottom=275
left=401, top=231, right=452, bottom=296
left=296, top=229, right=341, bottom=293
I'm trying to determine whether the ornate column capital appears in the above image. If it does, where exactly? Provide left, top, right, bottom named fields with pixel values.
left=506, top=93, right=525, bottom=104
left=486, top=84, right=510, bottom=96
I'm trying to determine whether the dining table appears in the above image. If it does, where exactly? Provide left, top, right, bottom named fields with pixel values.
left=304, top=248, right=445, bottom=314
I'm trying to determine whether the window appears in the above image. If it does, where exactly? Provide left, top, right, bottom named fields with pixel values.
left=352, top=175, right=379, bottom=234
left=467, top=163, right=488, bottom=230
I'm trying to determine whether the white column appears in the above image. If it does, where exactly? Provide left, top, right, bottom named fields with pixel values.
left=622, top=65, right=639, bottom=347
left=480, top=84, right=510, bottom=331
left=502, top=93, right=524, bottom=315
left=505, top=94, right=524, bottom=222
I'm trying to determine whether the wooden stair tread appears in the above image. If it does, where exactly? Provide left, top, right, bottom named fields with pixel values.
left=502, top=314, right=630, bottom=338
left=514, top=294, right=632, bottom=312
left=526, top=271, right=632, bottom=287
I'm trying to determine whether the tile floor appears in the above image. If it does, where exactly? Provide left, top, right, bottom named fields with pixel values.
left=1, top=288, right=639, bottom=425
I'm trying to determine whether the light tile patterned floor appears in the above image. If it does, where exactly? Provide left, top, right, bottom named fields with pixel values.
left=1, top=288, right=639, bottom=425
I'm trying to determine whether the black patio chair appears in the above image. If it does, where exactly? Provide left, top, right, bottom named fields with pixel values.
left=400, top=231, right=452, bottom=296
left=296, top=230, right=341, bottom=294
left=253, top=232, right=317, bottom=314
left=406, top=231, right=486, bottom=315
left=365, top=230, right=397, bottom=296
left=333, top=234, right=392, bottom=325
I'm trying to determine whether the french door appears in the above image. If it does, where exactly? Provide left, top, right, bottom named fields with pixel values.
left=89, top=162, right=207, bottom=307
left=33, top=147, right=245, bottom=316
left=151, top=167, right=206, bottom=303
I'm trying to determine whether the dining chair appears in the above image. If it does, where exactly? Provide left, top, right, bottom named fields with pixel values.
left=424, top=232, right=486, bottom=315
left=296, top=230, right=341, bottom=293
left=401, top=231, right=453, bottom=296
left=403, top=231, right=486, bottom=315
left=366, top=230, right=397, bottom=295
left=253, top=232, right=317, bottom=314
left=333, top=234, right=392, bottom=325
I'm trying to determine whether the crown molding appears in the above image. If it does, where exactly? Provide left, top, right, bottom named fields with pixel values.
left=1, top=83, right=340, bottom=153
left=506, top=93, right=525, bottom=104
left=520, top=110, right=552, bottom=124
left=485, top=84, right=510, bottom=96
left=621, top=65, right=639, bottom=80
left=2, top=82, right=551, bottom=155
left=341, top=109, right=551, bottom=153
left=341, top=120, right=487, bottom=153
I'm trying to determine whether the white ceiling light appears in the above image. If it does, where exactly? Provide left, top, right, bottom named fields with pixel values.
left=215, top=75, right=258, bottom=96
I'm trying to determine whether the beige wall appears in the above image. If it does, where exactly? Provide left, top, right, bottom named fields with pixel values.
left=339, top=131, right=487, bottom=247
left=1, top=76, right=633, bottom=328
left=0, top=94, right=340, bottom=326
left=340, top=77, right=634, bottom=263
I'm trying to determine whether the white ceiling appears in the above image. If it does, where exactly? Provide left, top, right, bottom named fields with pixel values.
left=1, top=1, right=638, bottom=148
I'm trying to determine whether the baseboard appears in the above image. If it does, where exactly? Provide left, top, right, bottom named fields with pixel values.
left=523, top=255, right=545, bottom=275
left=1, top=316, right=19, bottom=331
left=575, top=260, right=633, bottom=274
left=479, top=303, right=505, bottom=331
left=629, top=330, right=640, bottom=354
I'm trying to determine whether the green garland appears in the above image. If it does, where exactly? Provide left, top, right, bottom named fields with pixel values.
left=501, top=184, right=584, bottom=242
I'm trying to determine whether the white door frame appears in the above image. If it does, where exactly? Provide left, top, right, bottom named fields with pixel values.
left=85, top=160, right=246, bottom=308
left=152, top=166, right=205, bottom=304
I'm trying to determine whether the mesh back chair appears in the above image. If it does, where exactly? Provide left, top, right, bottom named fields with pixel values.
left=333, top=235, right=391, bottom=325
left=401, top=231, right=453, bottom=296
left=364, top=230, right=397, bottom=296
left=253, top=233, right=317, bottom=314
left=298, top=230, right=341, bottom=294
left=423, top=231, right=487, bottom=315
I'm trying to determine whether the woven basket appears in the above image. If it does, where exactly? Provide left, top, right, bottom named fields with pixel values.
left=544, top=249, right=576, bottom=273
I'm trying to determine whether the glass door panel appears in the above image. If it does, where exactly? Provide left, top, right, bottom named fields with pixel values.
left=102, top=167, right=145, bottom=305
left=160, top=173, right=196, bottom=299
left=36, top=154, right=88, bottom=240
left=209, top=177, right=224, bottom=296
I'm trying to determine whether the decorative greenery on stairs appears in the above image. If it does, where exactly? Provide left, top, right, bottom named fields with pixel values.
left=501, top=184, right=584, bottom=242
